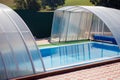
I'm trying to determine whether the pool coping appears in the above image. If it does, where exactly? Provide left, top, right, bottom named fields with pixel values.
left=39, top=40, right=90, bottom=49
left=39, top=41, right=118, bottom=49
left=45, top=55, right=120, bottom=71
left=11, top=57, right=120, bottom=80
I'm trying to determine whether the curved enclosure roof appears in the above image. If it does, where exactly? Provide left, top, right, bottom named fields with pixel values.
left=51, top=6, right=120, bottom=47
left=0, top=4, right=45, bottom=80
left=81, top=6, right=120, bottom=47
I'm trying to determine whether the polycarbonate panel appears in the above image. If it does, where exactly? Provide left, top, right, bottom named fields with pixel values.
left=80, top=6, right=120, bottom=47
left=90, top=15, right=113, bottom=39
left=0, top=52, right=7, bottom=80
left=22, top=32, right=45, bottom=73
left=0, top=6, right=34, bottom=79
left=0, top=31, right=17, bottom=79
left=57, top=6, right=75, bottom=10
left=51, top=11, right=64, bottom=42
left=0, top=10, right=20, bottom=79
left=78, top=12, right=87, bottom=39
left=0, top=3, right=45, bottom=80
left=6, top=32, right=33, bottom=76
left=66, top=12, right=81, bottom=41
left=51, top=6, right=120, bottom=47
left=50, top=6, right=79, bottom=42
left=0, top=10, right=16, bottom=32
left=77, top=12, right=92, bottom=40
left=60, top=11, right=70, bottom=42
left=0, top=4, right=28, bottom=31
left=85, top=13, right=93, bottom=39
left=90, top=15, right=100, bottom=36
left=66, top=7, right=79, bottom=12
left=1, top=4, right=45, bottom=73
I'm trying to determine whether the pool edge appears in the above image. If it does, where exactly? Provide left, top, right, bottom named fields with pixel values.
left=11, top=57, right=120, bottom=80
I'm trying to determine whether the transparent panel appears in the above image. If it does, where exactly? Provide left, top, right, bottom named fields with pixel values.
left=60, top=11, right=70, bottom=42
left=57, top=6, right=75, bottom=10
left=82, top=6, right=120, bottom=46
left=51, top=11, right=64, bottom=42
left=0, top=9, right=16, bottom=32
left=51, top=6, right=120, bottom=47
left=0, top=32, right=17, bottom=79
left=0, top=4, right=28, bottom=31
left=66, top=12, right=81, bottom=41
left=1, top=4, right=45, bottom=73
left=78, top=12, right=92, bottom=40
left=0, top=3, right=45, bottom=80
left=90, top=15, right=113, bottom=40
left=91, top=15, right=102, bottom=35
left=6, top=32, right=33, bottom=76
left=0, top=53, right=7, bottom=80
left=103, top=24, right=112, bottom=36
left=51, top=8, right=93, bottom=42
left=50, top=6, right=78, bottom=43
left=0, top=9, right=34, bottom=78
left=22, top=32, right=44, bottom=73
left=90, top=15, right=99, bottom=39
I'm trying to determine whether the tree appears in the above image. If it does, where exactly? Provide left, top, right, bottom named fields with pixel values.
left=90, top=0, right=120, bottom=9
left=41, top=0, right=65, bottom=10
left=14, top=0, right=41, bottom=11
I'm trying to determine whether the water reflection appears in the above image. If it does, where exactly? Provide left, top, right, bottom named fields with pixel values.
left=40, top=42, right=120, bottom=69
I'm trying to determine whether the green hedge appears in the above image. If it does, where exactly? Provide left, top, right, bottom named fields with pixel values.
left=15, top=10, right=54, bottom=38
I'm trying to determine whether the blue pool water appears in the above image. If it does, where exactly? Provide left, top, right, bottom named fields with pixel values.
left=40, top=42, right=120, bottom=70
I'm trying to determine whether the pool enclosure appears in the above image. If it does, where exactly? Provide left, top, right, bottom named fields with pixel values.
left=50, top=6, right=120, bottom=47
left=0, top=3, right=120, bottom=80
left=0, top=4, right=45, bottom=80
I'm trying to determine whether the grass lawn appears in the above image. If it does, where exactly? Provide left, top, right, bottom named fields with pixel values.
left=0, top=0, right=93, bottom=11
left=65, top=0, right=93, bottom=6
left=41, top=0, right=93, bottom=11
left=0, top=0, right=16, bottom=9
left=38, top=39, right=89, bottom=48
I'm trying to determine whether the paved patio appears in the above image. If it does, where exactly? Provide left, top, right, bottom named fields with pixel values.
left=40, top=62, right=120, bottom=80
left=36, top=38, right=50, bottom=45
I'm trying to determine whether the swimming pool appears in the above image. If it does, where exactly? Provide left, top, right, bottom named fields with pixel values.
left=40, top=42, right=120, bottom=70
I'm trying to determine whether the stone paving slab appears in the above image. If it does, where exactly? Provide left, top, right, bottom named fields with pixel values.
left=36, top=38, right=50, bottom=45
left=40, top=62, right=120, bottom=80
